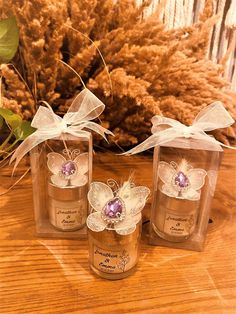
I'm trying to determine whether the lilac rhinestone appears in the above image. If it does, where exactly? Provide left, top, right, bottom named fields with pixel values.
left=61, top=161, right=76, bottom=176
left=174, top=171, right=189, bottom=188
left=104, top=198, right=123, bottom=219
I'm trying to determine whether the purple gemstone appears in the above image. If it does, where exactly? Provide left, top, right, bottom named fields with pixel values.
left=61, top=161, right=76, bottom=176
left=104, top=198, right=123, bottom=219
left=174, top=171, right=189, bottom=188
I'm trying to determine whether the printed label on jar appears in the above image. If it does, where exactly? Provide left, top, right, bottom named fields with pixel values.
left=54, top=206, right=84, bottom=230
left=164, top=211, right=195, bottom=237
left=93, top=245, right=137, bottom=274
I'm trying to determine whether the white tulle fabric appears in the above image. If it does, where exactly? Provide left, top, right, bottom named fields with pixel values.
left=158, top=161, right=207, bottom=200
left=124, top=102, right=235, bottom=155
left=10, top=88, right=113, bottom=170
left=87, top=181, right=150, bottom=235
left=47, top=152, right=88, bottom=187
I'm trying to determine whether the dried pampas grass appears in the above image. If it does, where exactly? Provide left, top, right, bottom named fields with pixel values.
left=0, top=0, right=235, bottom=149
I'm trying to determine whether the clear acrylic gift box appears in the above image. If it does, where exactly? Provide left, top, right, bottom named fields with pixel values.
left=11, top=87, right=112, bottom=238
left=11, top=88, right=111, bottom=238
left=149, top=137, right=223, bottom=251
left=30, top=133, right=92, bottom=238
left=124, top=102, right=233, bottom=251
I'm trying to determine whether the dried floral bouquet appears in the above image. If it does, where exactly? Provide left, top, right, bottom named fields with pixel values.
left=0, top=0, right=236, bottom=150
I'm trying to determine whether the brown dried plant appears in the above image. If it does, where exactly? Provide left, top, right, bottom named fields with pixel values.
left=0, top=0, right=235, bottom=149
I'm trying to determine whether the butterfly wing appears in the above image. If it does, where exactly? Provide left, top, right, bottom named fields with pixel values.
left=118, top=184, right=150, bottom=216
left=158, top=161, right=178, bottom=197
left=70, top=174, right=87, bottom=187
left=162, top=184, right=178, bottom=198
left=88, top=182, right=113, bottom=212
left=47, top=152, right=66, bottom=174
left=115, top=216, right=137, bottom=235
left=71, top=153, right=89, bottom=186
left=158, top=161, right=176, bottom=185
left=51, top=174, right=68, bottom=187
left=86, top=212, right=107, bottom=232
left=74, top=152, right=89, bottom=176
left=182, top=188, right=200, bottom=200
left=188, top=168, right=207, bottom=190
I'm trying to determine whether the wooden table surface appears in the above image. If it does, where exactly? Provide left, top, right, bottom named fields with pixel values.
left=0, top=150, right=236, bottom=314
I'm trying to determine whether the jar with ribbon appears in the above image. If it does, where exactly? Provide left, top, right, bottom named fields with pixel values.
left=124, top=102, right=235, bottom=251
left=86, top=180, right=150, bottom=279
left=11, top=88, right=112, bottom=238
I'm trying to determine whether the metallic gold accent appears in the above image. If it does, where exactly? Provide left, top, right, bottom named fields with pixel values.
left=158, top=189, right=199, bottom=212
left=48, top=182, right=88, bottom=201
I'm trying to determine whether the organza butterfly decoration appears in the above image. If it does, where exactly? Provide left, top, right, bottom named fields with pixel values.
left=47, top=150, right=88, bottom=187
left=158, top=159, right=207, bottom=200
left=87, top=181, right=150, bottom=235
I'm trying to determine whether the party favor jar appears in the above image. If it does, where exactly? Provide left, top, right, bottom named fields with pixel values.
left=124, top=102, right=234, bottom=251
left=150, top=140, right=222, bottom=251
left=33, top=133, right=91, bottom=235
left=11, top=88, right=112, bottom=238
left=86, top=180, right=150, bottom=279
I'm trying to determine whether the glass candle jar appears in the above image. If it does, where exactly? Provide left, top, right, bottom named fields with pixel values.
left=152, top=188, right=200, bottom=242
left=88, top=221, right=142, bottom=280
left=48, top=182, right=88, bottom=231
left=30, top=133, right=92, bottom=237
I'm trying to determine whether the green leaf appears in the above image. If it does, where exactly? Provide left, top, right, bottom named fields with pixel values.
left=14, top=120, right=35, bottom=140
left=0, top=107, right=12, bottom=116
left=0, top=108, right=35, bottom=142
left=5, top=113, right=22, bottom=129
left=0, top=16, right=19, bottom=63
left=0, top=107, right=22, bottom=129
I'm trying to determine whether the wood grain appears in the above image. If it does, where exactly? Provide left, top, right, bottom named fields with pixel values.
left=0, top=150, right=236, bottom=314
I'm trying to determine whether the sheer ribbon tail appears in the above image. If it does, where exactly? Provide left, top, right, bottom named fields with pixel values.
left=121, top=134, right=159, bottom=155
left=10, top=130, right=59, bottom=173
left=78, top=122, right=114, bottom=141
left=122, top=127, right=179, bottom=155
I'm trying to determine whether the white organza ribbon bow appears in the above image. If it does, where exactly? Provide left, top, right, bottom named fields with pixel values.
left=125, top=102, right=235, bottom=154
left=11, top=88, right=113, bottom=168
